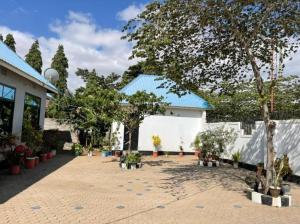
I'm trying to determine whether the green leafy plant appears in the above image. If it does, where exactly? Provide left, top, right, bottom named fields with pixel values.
left=272, top=159, right=284, bottom=188
left=72, top=143, right=83, bottom=156
left=125, top=152, right=141, bottom=165
left=232, top=151, right=241, bottom=163
left=275, top=154, right=292, bottom=179
left=192, top=135, right=201, bottom=151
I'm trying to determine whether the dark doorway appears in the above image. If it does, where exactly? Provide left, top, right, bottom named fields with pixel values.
left=123, top=127, right=139, bottom=151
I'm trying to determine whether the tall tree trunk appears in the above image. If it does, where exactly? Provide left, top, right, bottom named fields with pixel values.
left=248, top=54, right=276, bottom=194
left=128, top=130, right=132, bottom=153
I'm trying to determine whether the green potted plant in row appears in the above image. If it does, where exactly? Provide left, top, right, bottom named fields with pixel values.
left=72, top=143, right=84, bottom=156
left=7, top=151, right=21, bottom=175
left=192, top=135, right=201, bottom=157
left=152, top=135, right=161, bottom=157
left=120, top=152, right=142, bottom=170
left=232, top=151, right=241, bottom=169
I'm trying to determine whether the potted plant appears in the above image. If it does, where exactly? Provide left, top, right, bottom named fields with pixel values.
left=125, top=152, right=141, bottom=170
left=179, top=146, right=184, bottom=157
left=39, top=152, right=48, bottom=162
left=24, top=147, right=35, bottom=169
left=152, top=135, right=161, bottom=157
left=87, top=144, right=94, bottom=157
left=192, top=135, right=201, bottom=157
left=270, top=159, right=284, bottom=198
left=232, top=151, right=241, bottom=169
left=72, top=143, right=83, bottom=156
left=7, top=151, right=21, bottom=175
left=275, top=155, right=292, bottom=195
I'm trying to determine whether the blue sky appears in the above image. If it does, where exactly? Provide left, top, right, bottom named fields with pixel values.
left=0, top=0, right=299, bottom=91
left=0, top=0, right=149, bottom=90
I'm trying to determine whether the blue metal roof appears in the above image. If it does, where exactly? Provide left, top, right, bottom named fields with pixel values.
left=0, top=41, right=57, bottom=92
left=120, top=74, right=213, bottom=110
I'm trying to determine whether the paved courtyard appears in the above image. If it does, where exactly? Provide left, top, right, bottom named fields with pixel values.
left=0, top=154, right=300, bottom=224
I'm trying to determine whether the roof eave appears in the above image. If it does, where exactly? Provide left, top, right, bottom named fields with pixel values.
left=0, top=60, right=58, bottom=94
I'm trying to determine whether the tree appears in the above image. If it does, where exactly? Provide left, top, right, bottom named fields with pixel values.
left=51, top=45, right=69, bottom=96
left=124, top=1, right=300, bottom=192
left=4, top=34, right=16, bottom=52
left=63, top=69, right=122, bottom=147
left=25, top=40, right=43, bottom=74
left=0, top=34, right=3, bottom=41
left=119, top=91, right=167, bottom=152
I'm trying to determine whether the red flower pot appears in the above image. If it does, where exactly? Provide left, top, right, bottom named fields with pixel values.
left=25, top=157, right=35, bottom=169
left=114, top=151, right=121, bottom=157
left=40, top=153, right=47, bottom=162
left=35, top=157, right=39, bottom=166
left=10, top=165, right=20, bottom=175
left=47, top=152, right=52, bottom=159
left=153, top=151, right=158, bottom=157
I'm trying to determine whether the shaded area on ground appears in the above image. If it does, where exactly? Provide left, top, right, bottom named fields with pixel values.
left=0, top=153, right=74, bottom=204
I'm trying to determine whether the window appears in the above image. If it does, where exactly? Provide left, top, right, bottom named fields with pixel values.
left=23, top=93, right=41, bottom=129
left=0, top=83, right=16, bottom=134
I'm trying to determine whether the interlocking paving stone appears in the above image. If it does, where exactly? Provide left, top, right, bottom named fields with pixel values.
left=233, top=204, right=242, bottom=208
left=116, top=205, right=125, bottom=209
left=118, top=185, right=124, bottom=187
left=127, top=189, right=133, bottom=191
left=145, top=189, right=151, bottom=191
left=136, top=193, right=143, bottom=196
left=196, top=205, right=204, bottom=209
left=157, top=205, right=165, bottom=209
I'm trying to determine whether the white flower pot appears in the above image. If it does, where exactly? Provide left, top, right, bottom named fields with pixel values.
left=130, top=164, right=137, bottom=170
left=51, top=150, right=56, bottom=156
left=215, top=161, right=220, bottom=167
left=88, top=151, right=93, bottom=157
left=199, top=160, right=204, bottom=166
left=233, top=162, right=239, bottom=169
left=207, top=162, right=213, bottom=167
left=121, top=163, right=127, bottom=169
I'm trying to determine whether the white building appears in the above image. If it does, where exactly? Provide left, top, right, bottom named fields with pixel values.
left=0, top=41, right=57, bottom=138
left=112, top=74, right=213, bottom=154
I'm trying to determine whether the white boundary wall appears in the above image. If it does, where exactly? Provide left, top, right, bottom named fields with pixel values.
left=206, top=120, right=300, bottom=176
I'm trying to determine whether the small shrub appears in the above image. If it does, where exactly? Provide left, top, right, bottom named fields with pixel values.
left=72, top=143, right=83, bottom=156
left=232, top=151, right=241, bottom=162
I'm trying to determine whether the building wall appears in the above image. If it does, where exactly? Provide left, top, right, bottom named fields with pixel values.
left=206, top=120, right=300, bottom=176
left=0, top=66, right=47, bottom=137
left=112, top=108, right=206, bottom=152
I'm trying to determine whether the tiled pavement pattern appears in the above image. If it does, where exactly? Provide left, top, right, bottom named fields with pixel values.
left=0, top=155, right=300, bottom=224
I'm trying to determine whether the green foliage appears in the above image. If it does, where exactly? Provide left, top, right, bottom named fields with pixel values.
left=72, top=143, right=83, bottom=156
left=21, top=110, right=43, bottom=154
left=198, top=126, right=237, bottom=159
left=275, top=154, right=292, bottom=178
left=192, top=135, right=201, bottom=151
left=63, top=68, right=122, bottom=147
left=4, top=34, right=16, bottom=52
left=125, top=152, right=141, bottom=164
left=25, top=40, right=43, bottom=74
left=51, top=45, right=69, bottom=96
left=232, top=151, right=242, bottom=162
left=0, top=34, right=3, bottom=41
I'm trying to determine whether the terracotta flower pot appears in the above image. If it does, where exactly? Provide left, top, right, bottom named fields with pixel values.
left=35, top=157, right=39, bottom=166
left=179, top=152, right=184, bottom=157
left=153, top=151, right=158, bottom=157
left=25, top=157, right=36, bottom=169
left=269, top=186, right=281, bottom=198
left=40, top=153, right=47, bottom=162
left=10, top=165, right=20, bottom=175
left=47, top=152, right=52, bottom=159
left=114, top=151, right=121, bottom=157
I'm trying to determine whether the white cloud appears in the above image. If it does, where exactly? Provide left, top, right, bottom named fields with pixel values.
left=117, top=4, right=145, bottom=22
left=0, top=11, right=136, bottom=91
